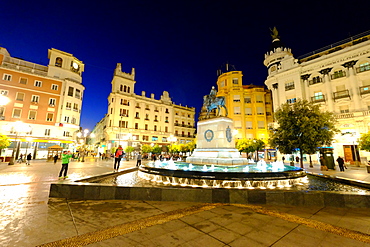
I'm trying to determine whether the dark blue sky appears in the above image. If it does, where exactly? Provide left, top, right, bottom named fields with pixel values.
left=1, top=1, right=370, bottom=130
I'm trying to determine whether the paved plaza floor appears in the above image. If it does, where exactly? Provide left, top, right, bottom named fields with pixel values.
left=1, top=158, right=370, bottom=246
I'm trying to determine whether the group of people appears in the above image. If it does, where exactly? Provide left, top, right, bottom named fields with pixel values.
left=16, top=153, right=32, bottom=165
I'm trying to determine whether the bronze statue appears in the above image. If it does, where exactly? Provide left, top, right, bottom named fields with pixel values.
left=270, top=27, right=279, bottom=40
left=203, top=86, right=228, bottom=118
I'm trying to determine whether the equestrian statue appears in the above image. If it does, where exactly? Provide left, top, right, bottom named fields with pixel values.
left=203, top=86, right=228, bottom=118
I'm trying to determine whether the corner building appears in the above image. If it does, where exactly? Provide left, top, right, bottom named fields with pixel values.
left=215, top=65, right=274, bottom=142
left=0, top=47, right=84, bottom=159
left=264, top=30, right=370, bottom=163
left=92, top=64, right=195, bottom=153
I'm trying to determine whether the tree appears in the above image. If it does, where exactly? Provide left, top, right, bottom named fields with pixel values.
left=359, top=132, right=370, bottom=152
left=186, top=140, right=196, bottom=154
left=141, top=144, right=152, bottom=154
left=169, top=144, right=180, bottom=154
left=251, top=139, right=265, bottom=161
left=269, top=99, right=339, bottom=168
left=236, top=139, right=255, bottom=157
left=0, top=134, right=10, bottom=151
left=125, top=146, right=135, bottom=160
left=151, top=144, right=162, bottom=154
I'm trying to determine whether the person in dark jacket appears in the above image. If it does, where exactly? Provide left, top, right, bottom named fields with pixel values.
left=336, top=156, right=345, bottom=172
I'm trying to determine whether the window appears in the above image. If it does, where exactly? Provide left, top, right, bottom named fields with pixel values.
left=0, top=107, right=4, bottom=118
left=220, top=81, right=225, bottom=87
left=75, top=89, right=81, bottom=99
left=143, top=135, right=149, bottom=141
left=55, top=57, right=63, bottom=67
left=135, top=112, right=139, bottom=118
left=120, top=85, right=123, bottom=91
left=34, top=80, right=42, bottom=87
left=256, top=95, right=263, bottom=103
left=3, top=74, right=12, bottom=81
left=244, top=97, right=251, bottom=103
left=258, top=121, right=265, bottom=129
left=339, top=105, right=349, bottom=113
left=285, top=81, right=295, bottom=91
left=331, top=70, right=346, bottom=80
left=145, top=124, right=148, bottom=130
left=122, top=99, right=129, bottom=106
left=51, top=84, right=58, bottom=90
left=233, top=95, right=241, bottom=102
left=287, top=98, right=296, bottom=104
left=165, top=126, right=168, bottom=132
left=358, top=62, right=370, bottom=72
left=245, top=108, right=252, bottom=115
left=246, top=121, right=253, bottom=129
left=135, top=123, right=138, bottom=129
left=45, top=129, right=51, bottom=136
left=49, top=98, right=56, bottom=106
left=71, top=117, right=76, bottom=124
left=73, top=103, right=78, bottom=111
left=120, top=109, right=129, bottom=117
left=31, top=95, right=39, bottom=103
left=165, top=116, right=168, bottom=123
left=63, top=131, right=70, bottom=137
left=119, top=120, right=128, bottom=128
left=64, top=116, right=70, bottom=123
left=12, top=109, right=21, bottom=118
left=0, top=90, right=8, bottom=96
left=28, top=110, right=36, bottom=120
left=233, top=107, right=240, bottom=115
left=154, top=115, right=158, bottom=121
left=152, top=136, right=158, bottom=141
left=257, top=107, right=264, bottom=115
left=154, top=125, right=157, bottom=131
left=145, top=114, right=149, bottom=120
left=66, top=102, right=71, bottom=110
left=68, top=87, right=74, bottom=96
left=46, top=113, right=53, bottom=121
left=19, top=78, right=27, bottom=84
left=232, top=78, right=238, bottom=84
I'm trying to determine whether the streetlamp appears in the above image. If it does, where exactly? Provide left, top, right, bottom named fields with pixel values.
left=76, top=129, right=89, bottom=162
left=5, top=121, right=32, bottom=165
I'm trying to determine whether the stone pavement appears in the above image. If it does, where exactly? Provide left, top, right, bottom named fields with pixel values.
left=0, top=159, right=370, bottom=246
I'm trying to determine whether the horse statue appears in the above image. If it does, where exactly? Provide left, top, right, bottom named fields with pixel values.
left=203, top=95, right=228, bottom=118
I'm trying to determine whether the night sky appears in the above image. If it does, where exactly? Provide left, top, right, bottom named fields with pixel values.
left=1, top=1, right=370, bottom=131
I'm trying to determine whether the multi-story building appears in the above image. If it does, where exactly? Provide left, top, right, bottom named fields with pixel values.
left=214, top=65, right=274, bottom=142
left=0, top=47, right=85, bottom=159
left=91, top=63, right=195, bottom=154
left=264, top=29, right=370, bottom=163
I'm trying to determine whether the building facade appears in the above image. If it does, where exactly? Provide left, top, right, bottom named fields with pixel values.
left=0, top=47, right=85, bottom=159
left=214, top=66, right=274, bottom=142
left=264, top=29, right=370, bottom=163
left=91, top=63, right=195, bottom=154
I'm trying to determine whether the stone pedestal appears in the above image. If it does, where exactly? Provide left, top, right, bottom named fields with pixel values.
left=186, top=117, right=248, bottom=165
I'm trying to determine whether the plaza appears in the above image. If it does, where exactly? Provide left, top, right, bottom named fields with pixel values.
left=1, top=158, right=370, bottom=246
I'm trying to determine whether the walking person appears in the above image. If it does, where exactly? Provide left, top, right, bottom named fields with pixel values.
left=53, top=154, right=58, bottom=164
left=17, top=154, right=23, bottom=163
left=59, top=150, right=72, bottom=179
left=136, top=152, right=142, bottom=167
left=336, top=156, right=345, bottom=172
left=26, top=153, right=32, bottom=165
left=113, top=145, right=123, bottom=171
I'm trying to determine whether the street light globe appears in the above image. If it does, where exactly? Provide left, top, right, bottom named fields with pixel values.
left=0, top=95, right=10, bottom=106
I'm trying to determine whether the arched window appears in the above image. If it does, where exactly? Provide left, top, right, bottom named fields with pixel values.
left=55, top=57, right=63, bottom=67
left=128, top=87, right=130, bottom=93
left=120, top=85, right=123, bottom=91
left=124, top=85, right=127, bottom=92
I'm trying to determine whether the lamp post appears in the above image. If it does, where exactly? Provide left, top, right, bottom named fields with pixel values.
left=77, top=129, right=89, bottom=162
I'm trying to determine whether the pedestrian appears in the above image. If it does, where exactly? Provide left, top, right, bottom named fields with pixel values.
left=295, top=156, right=300, bottom=164
left=336, top=156, right=345, bottom=172
left=282, top=156, right=285, bottom=164
left=136, top=152, right=142, bottom=167
left=53, top=154, right=58, bottom=164
left=17, top=153, right=23, bottom=163
left=59, top=150, right=72, bottom=179
left=26, top=153, right=32, bottom=165
left=113, top=145, right=123, bottom=171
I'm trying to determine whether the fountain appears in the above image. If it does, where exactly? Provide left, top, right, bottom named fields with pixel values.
left=138, top=114, right=307, bottom=189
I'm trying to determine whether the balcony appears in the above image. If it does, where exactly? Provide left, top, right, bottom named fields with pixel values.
left=356, top=65, right=370, bottom=73
left=333, top=90, right=350, bottom=101
left=308, top=77, right=323, bottom=86
left=360, top=86, right=370, bottom=96
left=311, top=94, right=326, bottom=103
left=330, top=71, right=346, bottom=80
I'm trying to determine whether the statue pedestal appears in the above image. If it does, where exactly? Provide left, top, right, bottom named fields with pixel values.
left=186, top=117, right=248, bottom=165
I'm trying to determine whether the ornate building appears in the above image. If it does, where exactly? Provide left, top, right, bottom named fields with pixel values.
left=214, top=64, right=274, bottom=142
left=264, top=28, right=370, bottom=163
left=0, top=47, right=85, bottom=159
left=91, top=63, right=195, bottom=154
